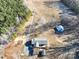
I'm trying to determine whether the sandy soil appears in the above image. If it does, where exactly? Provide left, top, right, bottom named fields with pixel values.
left=24, top=0, right=60, bottom=21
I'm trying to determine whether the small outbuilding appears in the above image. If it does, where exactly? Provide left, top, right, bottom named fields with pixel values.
left=24, top=38, right=48, bottom=56
left=31, top=38, right=48, bottom=48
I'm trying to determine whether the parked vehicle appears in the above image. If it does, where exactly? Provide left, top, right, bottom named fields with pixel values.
left=54, top=25, right=64, bottom=33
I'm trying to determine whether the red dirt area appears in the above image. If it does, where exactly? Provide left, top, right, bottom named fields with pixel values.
left=4, top=40, right=23, bottom=59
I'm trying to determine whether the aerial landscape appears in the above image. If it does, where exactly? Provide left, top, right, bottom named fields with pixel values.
left=0, top=0, right=79, bottom=59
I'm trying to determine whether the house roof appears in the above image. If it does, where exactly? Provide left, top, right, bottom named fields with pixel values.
left=32, top=38, right=48, bottom=45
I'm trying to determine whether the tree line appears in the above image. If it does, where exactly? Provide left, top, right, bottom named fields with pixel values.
left=0, top=0, right=30, bottom=34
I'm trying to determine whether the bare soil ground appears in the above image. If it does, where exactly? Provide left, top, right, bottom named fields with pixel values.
left=24, top=0, right=75, bottom=47
left=24, top=0, right=60, bottom=20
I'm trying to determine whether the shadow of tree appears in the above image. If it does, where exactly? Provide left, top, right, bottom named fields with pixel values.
left=47, top=42, right=79, bottom=59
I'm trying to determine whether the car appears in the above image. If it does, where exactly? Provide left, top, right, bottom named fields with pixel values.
left=54, top=25, right=64, bottom=33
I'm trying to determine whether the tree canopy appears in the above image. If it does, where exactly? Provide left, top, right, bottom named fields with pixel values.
left=0, top=0, right=28, bottom=34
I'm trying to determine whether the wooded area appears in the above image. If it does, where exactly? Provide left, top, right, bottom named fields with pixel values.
left=0, top=0, right=30, bottom=34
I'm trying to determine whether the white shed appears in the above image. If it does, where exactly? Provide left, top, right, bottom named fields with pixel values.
left=32, top=38, right=48, bottom=47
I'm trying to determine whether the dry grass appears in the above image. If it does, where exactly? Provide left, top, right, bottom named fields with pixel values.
left=25, top=0, right=60, bottom=21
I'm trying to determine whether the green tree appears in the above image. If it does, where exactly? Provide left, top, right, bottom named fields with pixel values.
left=0, top=0, right=29, bottom=34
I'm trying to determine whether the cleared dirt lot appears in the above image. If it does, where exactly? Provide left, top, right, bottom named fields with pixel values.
left=24, top=0, right=74, bottom=47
